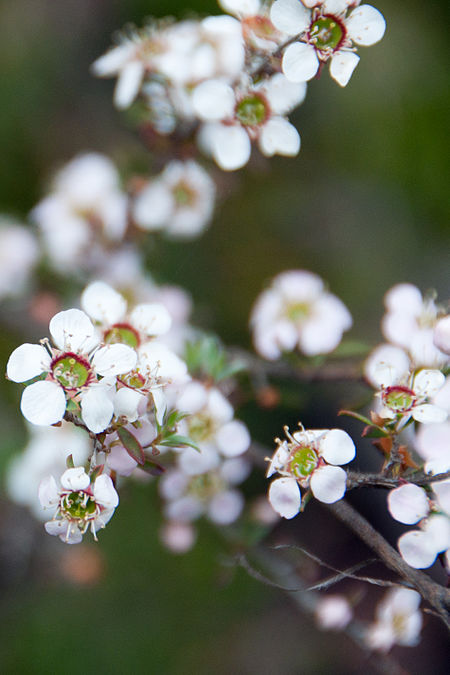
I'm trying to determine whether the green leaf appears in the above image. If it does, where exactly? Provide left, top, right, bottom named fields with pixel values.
left=117, top=427, right=145, bottom=465
left=160, top=435, right=200, bottom=452
left=361, top=425, right=389, bottom=438
left=339, top=409, right=374, bottom=426
left=90, top=464, right=105, bottom=482
left=140, top=457, right=166, bottom=476
left=66, top=454, right=75, bottom=469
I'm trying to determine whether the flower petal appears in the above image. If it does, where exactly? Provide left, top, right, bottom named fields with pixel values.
left=215, top=420, right=250, bottom=457
left=81, top=281, right=127, bottom=325
left=61, top=467, right=90, bottom=491
left=80, top=387, right=114, bottom=433
left=329, top=51, right=360, bottom=87
left=318, top=429, right=355, bottom=465
left=38, top=475, right=60, bottom=508
left=130, top=303, right=172, bottom=336
left=114, top=59, right=145, bottom=109
left=397, top=530, right=438, bottom=569
left=268, top=477, right=300, bottom=518
left=7, top=343, right=51, bottom=382
left=412, top=404, right=447, bottom=424
left=93, top=474, right=119, bottom=508
left=92, top=343, right=137, bottom=376
left=259, top=117, right=300, bottom=157
left=346, top=4, right=386, bottom=46
left=211, top=125, right=251, bottom=171
left=192, top=79, right=235, bottom=121
left=281, top=42, right=319, bottom=83
left=49, top=308, right=98, bottom=353
left=310, top=465, right=346, bottom=503
left=270, top=0, right=311, bottom=36
left=21, top=380, right=67, bottom=426
left=387, top=484, right=430, bottom=525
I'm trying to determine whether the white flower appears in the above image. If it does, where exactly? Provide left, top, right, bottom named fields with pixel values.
left=377, top=368, right=448, bottom=427
left=194, top=73, right=306, bottom=170
left=132, top=160, right=216, bottom=238
left=270, top=0, right=386, bottom=86
left=365, top=588, right=422, bottom=652
left=315, top=595, right=353, bottom=631
left=415, top=421, right=450, bottom=475
left=0, top=219, right=39, bottom=299
left=397, top=514, right=450, bottom=569
left=250, top=269, right=352, bottom=359
left=434, top=315, right=450, bottom=355
left=7, top=308, right=137, bottom=432
left=39, top=467, right=119, bottom=544
left=267, top=426, right=355, bottom=518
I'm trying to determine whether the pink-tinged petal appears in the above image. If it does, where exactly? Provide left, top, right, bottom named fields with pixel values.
left=282, top=42, right=319, bottom=83
left=266, top=441, right=290, bottom=478
left=38, top=475, right=60, bottom=508
left=114, top=59, right=144, bottom=109
left=108, top=443, right=138, bottom=476
left=413, top=369, right=445, bottom=398
left=192, top=80, right=235, bottom=121
left=130, top=303, right=172, bottom=336
left=21, top=380, right=66, bottom=426
left=45, top=519, right=70, bottom=538
left=207, top=489, right=244, bottom=525
left=81, top=281, right=127, bottom=325
left=268, top=477, right=300, bottom=518
left=92, top=343, right=137, bottom=377
left=160, top=521, right=196, bottom=554
left=259, top=117, right=300, bottom=157
left=397, top=530, right=438, bottom=569
left=329, top=51, right=360, bottom=87
left=387, top=484, right=430, bottom=525
left=270, top=0, right=311, bottom=36
left=80, top=387, right=114, bottom=433
left=423, top=514, right=450, bottom=552
left=211, top=125, right=251, bottom=171
left=49, top=308, right=98, bottom=353
left=7, top=343, right=51, bottom=382
left=61, top=467, right=90, bottom=491
left=215, top=420, right=251, bottom=457
left=346, top=4, right=386, bottom=46
left=93, top=474, right=119, bottom=508
left=319, top=429, right=355, bottom=465
left=310, top=465, right=346, bottom=503
left=433, top=480, right=450, bottom=517
left=412, top=404, right=447, bottom=425
left=165, top=495, right=204, bottom=522
left=434, top=315, right=450, bottom=355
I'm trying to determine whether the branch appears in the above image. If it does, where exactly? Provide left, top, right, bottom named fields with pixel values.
left=346, top=470, right=450, bottom=491
left=327, top=499, right=450, bottom=630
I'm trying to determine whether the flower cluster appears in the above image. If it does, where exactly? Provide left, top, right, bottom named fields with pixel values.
left=266, top=425, right=355, bottom=517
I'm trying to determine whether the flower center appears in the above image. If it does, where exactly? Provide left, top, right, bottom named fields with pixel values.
left=172, top=181, right=196, bottom=207
left=61, top=491, right=97, bottom=521
left=188, top=414, right=215, bottom=442
left=309, top=15, right=344, bottom=51
left=235, top=94, right=268, bottom=127
left=189, top=473, right=223, bottom=500
left=51, top=352, right=91, bottom=390
left=120, top=370, right=146, bottom=389
left=286, top=302, right=310, bottom=322
left=382, top=386, right=416, bottom=413
left=289, top=445, right=318, bottom=479
left=104, top=323, right=140, bottom=348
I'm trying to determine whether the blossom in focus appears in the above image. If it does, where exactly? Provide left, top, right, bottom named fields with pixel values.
left=132, top=160, right=216, bottom=238
left=0, top=219, right=39, bottom=299
left=39, top=467, right=119, bottom=544
left=267, top=426, right=355, bottom=518
left=270, top=0, right=386, bottom=86
left=32, top=153, right=128, bottom=273
left=365, top=588, right=422, bottom=652
left=6, top=308, right=137, bottom=432
left=218, top=0, right=287, bottom=52
left=250, top=269, right=352, bottom=360
left=194, top=73, right=306, bottom=170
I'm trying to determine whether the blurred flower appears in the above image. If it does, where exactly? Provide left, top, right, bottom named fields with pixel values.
left=0, top=219, right=39, bottom=299
left=315, top=595, right=353, bottom=631
left=366, top=588, right=422, bottom=652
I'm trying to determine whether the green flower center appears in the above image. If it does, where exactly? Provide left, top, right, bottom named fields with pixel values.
left=104, top=323, right=139, bottom=348
left=188, top=414, right=215, bottom=442
left=289, top=445, right=318, bottom=479
left=189, top=473, right=223, bottom=500
left=235, top=95, right=268, bottom=127
left=173, top=182, right=196, bottom=207
left=286, top=302, right=310, bottom=322
left=383, top=386, right=416, bottom=413
left=120, top=370, right=146, bottom=389
left=309, top=16, right=344, bottom=51
left=62, top=491, right=97, bottom=520
left=52, top=353, right=91, bottom=389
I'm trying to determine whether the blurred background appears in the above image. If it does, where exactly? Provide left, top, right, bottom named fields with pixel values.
left=0, top=1, right=449, bottom=673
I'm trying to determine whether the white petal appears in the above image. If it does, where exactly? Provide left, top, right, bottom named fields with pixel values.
left=45, top=519, right=72, bottom=540
left=92, top=344, right=137, bottom=377
left=80, top=387, right=114, bottom=433
left=318, top=429, right=355, bottom=465
left=270, top=0, right=311, bottom=36
left=192, top=80, right=235, bottom=121
left=218, top=0, right=260, bottom=17
left=207, top=490, right=244, bottom=525
left=432, top=480, right=450, bottom=517
left=81, top=281, right=127, bottom=325
left=412, top=404, right=447, bottom=424
left=91, top=44, right=135, bottom=77
left=21, top=380, right=67, bottom=426
left=423, top=514, right=450, bottom=552
left=384, top=283, right=423, bottom=314
left=398, top=530, right=438, bottom=569
left=211, top=125, right=251, bottom=171
left=132, top=180, right=173, bottom=230
left=434, top=316, right=450, bottom=355
left=263, top=73, right=307, bottom=115
left=310, top=465, right=346, bottom=503
left=413, top=369, right=445, bottom=398
left=130, top=303, right=172, bottom=337
left=114, top=387, right=144, bottom=422
left=7, top=343, right=51, bottom=382
left=49, top=309, right=98, bottom=353
left=259, top=117, right=300, bottom=157
left=268, top=477, right=301, bottom=519
left=266, top=441, right=290, bottom=478
left=38, top=475, right=60, bottom=508
left=387, top=484, right=430, bottom=525
left=281, top=42, right=319, bottom=83
left=345, top=4, right=386, bottom=46
left=93, top=474, right=119, bottom=508
left=114, top=60, right=144, bottom=109
left=215, top=420, right=251, bottom=457
left=364, top=344, right=410, bottom=388
left=329, top=51, right=360, bottom=87
left=61, top=467, right=90, bottom=491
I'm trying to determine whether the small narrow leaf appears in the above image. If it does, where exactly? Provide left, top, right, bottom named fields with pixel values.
left=117, top=427, right=145, bottom=465
left=66, top=454, right=75, bottom=469
left=160, top=435, right=200, bottom=452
